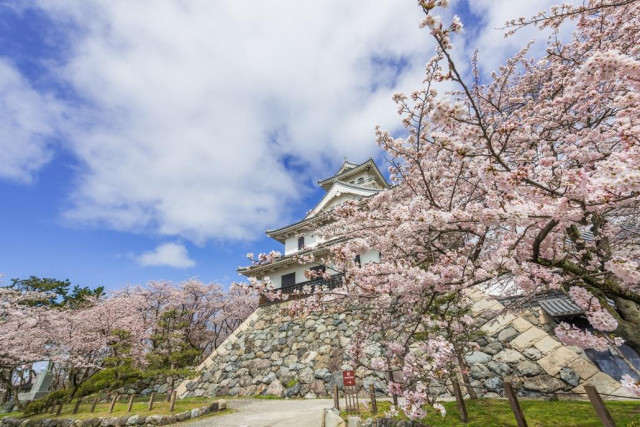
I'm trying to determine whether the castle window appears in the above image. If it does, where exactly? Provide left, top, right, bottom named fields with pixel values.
left=282, top=272, right=295, bottom=287
left=298, top=236, right=305, bottom=250
left=354, top=255, right=361, bottom=267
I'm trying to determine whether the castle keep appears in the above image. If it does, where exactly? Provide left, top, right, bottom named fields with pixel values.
left=176, top=159, right=634, bottom=400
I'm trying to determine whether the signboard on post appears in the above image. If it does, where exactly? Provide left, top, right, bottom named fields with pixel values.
left=342, top=370, right=356, bottom=386
left=342, top=370, right=359, bottom=414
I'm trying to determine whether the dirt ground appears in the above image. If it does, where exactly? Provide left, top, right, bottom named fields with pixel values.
left=182, top=398, right=333, bottom=427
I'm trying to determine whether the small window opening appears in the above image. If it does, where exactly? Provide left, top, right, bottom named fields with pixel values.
left=282, top=272, right=295, bottom=287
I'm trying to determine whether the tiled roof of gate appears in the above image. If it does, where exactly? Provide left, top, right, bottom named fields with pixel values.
left=536, top=295, right=584, bottom=317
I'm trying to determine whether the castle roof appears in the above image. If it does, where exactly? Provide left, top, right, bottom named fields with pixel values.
left=263, top=158, right=389, bottom=243
left=238, top=237, right=343, bottom=275
left=317, top=158, right=389, bottom=191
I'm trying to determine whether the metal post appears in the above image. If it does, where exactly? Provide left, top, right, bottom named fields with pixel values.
left=333, top=385, right=340, bottom=411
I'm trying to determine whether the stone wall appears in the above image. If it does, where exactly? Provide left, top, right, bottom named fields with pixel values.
left=177, top=305, right=386, bottom=399
left=176, top=293, right=631, bottom=400
left=0, top=400, right=227, bottom=427
left=464, top=289, right=633, bottom=398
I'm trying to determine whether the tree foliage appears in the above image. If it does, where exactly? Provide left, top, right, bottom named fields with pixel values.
left=257, top=0, right=640, bottom=419
left=0, top=278, right=257, bottom=405
left=9, top=276, right=104, bottom=308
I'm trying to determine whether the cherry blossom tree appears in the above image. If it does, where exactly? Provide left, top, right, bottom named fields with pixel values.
left=256, top=0, right=640, bottom=417
left=139, top=279, right=257, bottom=365
left=0, top=289, right=53, bottom=409
left=48, top=292, right=148, bottom=400
left=1, top=275, right=256, bottom=404
left=138, top=280, right=257, bottom=391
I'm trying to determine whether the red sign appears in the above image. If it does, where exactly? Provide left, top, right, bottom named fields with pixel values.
left=342, top=370, right=356, bottom=386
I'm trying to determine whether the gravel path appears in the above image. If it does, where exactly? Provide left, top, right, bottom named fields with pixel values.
left=182, top=398, right=333, bottom=427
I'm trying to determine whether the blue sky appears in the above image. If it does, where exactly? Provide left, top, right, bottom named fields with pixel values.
left=0, top=0, right=555, bottom=291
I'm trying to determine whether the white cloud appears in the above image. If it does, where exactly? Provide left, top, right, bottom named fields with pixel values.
left=134, top=242, right=196, bottom=269
left=3, top=0, right=571, bottom=242
left=459, top=0, right=573, bottom=76
left=26, top=0, right=429, bottom=241
left=0, top=60, right=60, bottom=183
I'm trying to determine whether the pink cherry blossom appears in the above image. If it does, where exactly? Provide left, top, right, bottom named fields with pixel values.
left=251, top=0, right=640, bottom=418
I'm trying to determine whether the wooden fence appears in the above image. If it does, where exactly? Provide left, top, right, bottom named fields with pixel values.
left=38, top=390, right=178, bottom=416
left=333, top=380, right=630, bottom=426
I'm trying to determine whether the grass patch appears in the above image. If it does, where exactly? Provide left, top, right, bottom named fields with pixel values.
left=346, top=398, right=640, bottom=426
left=11, top=396, right=215, bottom=421
left=249, top=394, right=284, bottom=400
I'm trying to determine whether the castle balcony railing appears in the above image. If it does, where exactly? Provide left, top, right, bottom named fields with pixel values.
left=258, top=274, right=344, bottom=307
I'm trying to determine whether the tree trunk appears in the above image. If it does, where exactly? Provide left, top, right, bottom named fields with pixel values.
left=68, top=372, right=80, bottom=402
left=456, top=353, right=477, bottom=399
left=10, top=384, right=24, bottom=411
left=612, top=297, right=640, bottom=354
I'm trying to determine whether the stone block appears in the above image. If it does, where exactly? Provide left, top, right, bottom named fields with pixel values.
left=469, top=364, right=492, bottom=379
left=348, top=417, right=362, bottom=427
left=175, top=411, right=191, bottom=422
left=487, top=361, right=511, bottom=376
left=510, top=326, right=548, bottom=351
left=567, top=357, right=599, bottom=380
left=481, top=314, right=516, bottom=336
left=522, top=375, right=565, bottom=393
left=464, top=289, right=486, bottom=302
left=300, top=351, right=318, bottom=364
left=611, top=386, right=637, bottom=398
left=311, top=379, right=326, bottom=395
left=483, top=342, right=504, bottom=355
left=583, top=372, right=621, bottom=395
left=125, top=415, right=138, bottom=425
left=484, top=377, right=502, bottom=391
left=511, top=318, right=533, bottom=333
left=537, top=347, right=580, bottom=376
left=471, top=299, right=504, bottom=315
left=266, top=380, right=285, bottom=397
left=560, top=367, right=580, bottom=387
left=493, top=349, right=524, bottom=364
left=523, top=347, right=542, bottom=360
left=465, top=351, right=492, bottom=364
left=324, top=408, right=345, bottom=427
left=497, top=327, right=518, bottom=343
left=515, top=360, right=542, bottom=377
left=533, top=336, right=561, bottom=355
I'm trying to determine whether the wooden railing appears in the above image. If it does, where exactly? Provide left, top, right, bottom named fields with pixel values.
left=259, top=274, right=344, bottom=306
